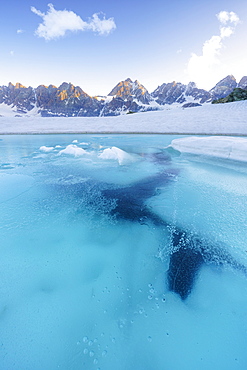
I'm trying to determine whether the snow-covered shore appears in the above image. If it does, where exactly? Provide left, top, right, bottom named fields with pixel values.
left=0, top=100, right=247, bottom=135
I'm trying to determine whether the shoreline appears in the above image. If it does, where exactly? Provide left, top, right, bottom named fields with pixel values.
left=1, top=131, right=247, bottom=136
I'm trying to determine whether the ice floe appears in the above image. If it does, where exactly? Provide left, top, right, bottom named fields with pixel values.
left=58, top=144, right=88, bottom=157
left=169, top=136, right=247, bottom=162
left=39, top=145, right=54, bottom=152
left=98, top=146, right=138, bottom=165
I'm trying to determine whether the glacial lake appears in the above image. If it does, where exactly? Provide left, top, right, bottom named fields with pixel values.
left=0, top=134, right=247, bottom=370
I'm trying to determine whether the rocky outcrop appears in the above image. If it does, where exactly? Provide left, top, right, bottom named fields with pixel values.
left=212, top=88, right=247, bottom=104
left=182, top=102, right=202, bottom=108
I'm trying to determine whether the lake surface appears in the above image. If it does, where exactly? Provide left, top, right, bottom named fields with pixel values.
left=0, top=134, right=247, bottom=370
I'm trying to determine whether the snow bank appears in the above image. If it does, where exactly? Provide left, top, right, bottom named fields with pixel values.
left=169, top=136, right=247, bottom=162
left=99, top=146, right=137, bottom=165
left=58, top=144, right=88, bottom=157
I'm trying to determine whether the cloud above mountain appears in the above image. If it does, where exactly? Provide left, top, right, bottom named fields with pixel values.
left=187, top=11, right=240, bottom=88
left=31, top=3, right=116, bottom=40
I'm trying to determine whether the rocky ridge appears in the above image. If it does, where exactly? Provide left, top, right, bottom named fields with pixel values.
left=0, top=75, right=246, bottom=117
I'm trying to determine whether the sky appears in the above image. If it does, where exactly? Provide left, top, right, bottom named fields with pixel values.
left=0, top=0, right=246, bottom=96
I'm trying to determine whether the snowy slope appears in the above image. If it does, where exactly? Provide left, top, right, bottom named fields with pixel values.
left=0, top=100, right=247, bottom=135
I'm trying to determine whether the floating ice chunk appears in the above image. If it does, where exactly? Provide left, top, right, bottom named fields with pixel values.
left=39, top=145, right=54, bottom=152
left=58, top=144, right=88, bottom=157
left=98, top=146, right=137, bottom=165
left=169, top=136, right=247, bottom=162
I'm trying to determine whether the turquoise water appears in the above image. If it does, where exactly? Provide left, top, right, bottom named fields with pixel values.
left=0, top=134, right=247, bottom=370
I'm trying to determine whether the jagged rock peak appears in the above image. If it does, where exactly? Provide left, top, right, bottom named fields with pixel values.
left=56, top=82, right=89, bottom=100
left=15, top=82, right=26, bottom=89
left=151, top=80, right=210, bottom=105
left=210, top=75, right=237, bottom=100
left=186, top=81, right=197, bottom=89
left=108, top=78, right=148, bottom=96
left=238, top=76, right=247, bottom=89
left=107, top=78, right=151, bottom=105
left=210, top=74, right=236, bottom=89
left=58, top=82, right=73, bottom=90
left=7, top=82, right=28, bottom=89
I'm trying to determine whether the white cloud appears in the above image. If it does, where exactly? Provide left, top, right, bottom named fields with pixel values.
left=87, top=13, right=116, bottom=36
left=17, top=29, right=24, bottom=34
left=31, top=3, right=116, bottom=41
left=220, top=26, right=234, bottom=38
left=10, top=51, right=14, bottom=56
left=186, top=11, right=240, bottom=89
left=217, top=11, right=240, bottom=25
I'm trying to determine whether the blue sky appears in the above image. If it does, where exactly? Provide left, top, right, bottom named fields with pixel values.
left=0, top=0, right=246, bottom=95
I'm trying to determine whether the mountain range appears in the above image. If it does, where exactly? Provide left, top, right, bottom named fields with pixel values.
left=0, top=75, right=246, bottom=117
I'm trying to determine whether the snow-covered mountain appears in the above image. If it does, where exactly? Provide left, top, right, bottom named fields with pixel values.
left=0, top=75, right=246, bottom=117
left=151, top=81, right=211, bottom=105
left=238, top=76, right=247, bottom=89
left=98, top=78, right=159, bottom=116
left=209, top=75, right=237, bottom=101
